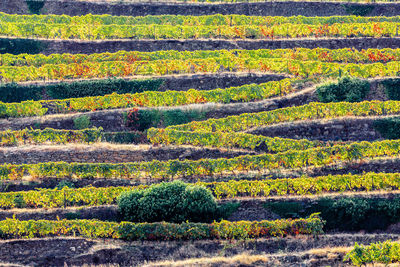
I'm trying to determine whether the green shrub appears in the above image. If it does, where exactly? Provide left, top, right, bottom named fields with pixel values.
left=345, top=241, right=400, bottom=266
left=0, top=38, right=45, bottom=55
left=73, top=115, right=91, bottom=130
left=344, top=4, right=375, bottom=16
left=373, top=117, right=400, bottom=139
left=117, top=181, right=218, bottom=223
left=161, top=109, right=205, bottom=126
left=216, top=202, right=241, bottom=220
left=316, top=77, right=370, bottom=103
left=47, top=78, right=163, bottom=100
left=26, top=0, right=46, bottom=14
left=103, top=131, right=146, bottom=144
left=382, top=78, right=400, bottom=100
left=266, top=197, right=400, bottom=231
left=55, top=181, right=75, bottom=190
left=0, top=79, right=163, bottom=103
left=13, top=194, right=26, bottom=208
left=117, top=190, right=144, bottom=222
left=126, top=108, right=205, bottom=131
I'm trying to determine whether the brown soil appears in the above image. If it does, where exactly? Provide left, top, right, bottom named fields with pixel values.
left=226, top=200, right=281, bottom=222
left=0, top=234, right=398, bottom=267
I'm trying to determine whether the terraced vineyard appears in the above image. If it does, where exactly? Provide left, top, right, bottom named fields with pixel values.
left=3, top=0, right=400, bottom=266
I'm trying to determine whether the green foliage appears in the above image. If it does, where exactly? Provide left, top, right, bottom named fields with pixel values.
left=265, top=201, right=303, bottom=218
left=1, top=12, right=400, bottom=41
left=316, top=77, right=370, bottom=103
left=0, top=38, right=45, bottom=55
left=0, top=79, right=163, bottom=103
left=0, top=79, right=295, bottom=117
left=1, top=139, right=400, bottom=181
left=148, top=128, right=324, bottom=151
left=0, top=216, right=323, bottom=240
left=382, top=78, right=400, bottom=100
left=169, top=101, right=400, bottom=133
left=373, top=117, right=400, bottom=139
left=345, top=241, right=400, bottom=266
left=3, top=48, right=400, bottom=83
left=26, top=0, right=45, bottom=14
left=130, top=109, right=206, bottom=131
left=13, top=194, right=26, bottom=208
left=344, top=4, right=375, bottom=16
left=55, top=180, right=75, bottom=190
left=73, top=115, right=91, bottom=130
left=102, top=131, right=146, bottom=144
left=162, top=109, right=206, bottom=127
left=118, top=181, right=218, bottom=223
left=2, top=172, right=400, bottom=209
left=267, top=197, right=400, bottom=231
left=0, top=128, right=103, bottom=146
left=217, top=202, right=241, bottom=220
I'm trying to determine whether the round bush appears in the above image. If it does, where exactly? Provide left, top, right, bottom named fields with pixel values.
left=117, top=181, right=218, bottom=223
left=117, top=190, right=144, bottom=222
left=316, top=77, right=370, bottom=103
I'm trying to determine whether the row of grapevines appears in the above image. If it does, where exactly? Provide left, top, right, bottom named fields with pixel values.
left=3, top=48, right=400, bottom=68
left=0, top=78, right=297, bottom=117
left=0, top=139, right=399, bottom=180
left=0, top=100, right=47, bottom=118
left=169, top=100, right=400, bottom=132
left=1, top=172, right=397, bottom=209
left=0, top=215, right=323, bottom=240
left=345, top=241, right=400, bottom=266
left=0, top=49, right=234, bottom=67
left=2, top=56, right=400, bottom=83
left=0, top=128, right=103, bottom=146
left=147, top=128, right=326, bottom=151
left=0, top=186, right=137, bottom=209
left=3, top=13, right=400, bottom=27
left=1, top=21, right=400, bottom=40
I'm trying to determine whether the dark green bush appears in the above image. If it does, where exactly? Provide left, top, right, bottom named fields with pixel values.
left=26, top=0, right=46, bottom=14
left=118, top=181, right=218, bottom=223
left=0, top=39, right=45, bottom=55
left=13, top=194, right=26, bottom=208
left=73, top=115, right=91, bottom=130
left=265, top=197, right=400, bottom=231
left=344, top=4, right=375, bottom=16
left=103, top=131, right=147, bottom=144
left=55, top=180, right=75, bottom=190
left=118, top=190, right=144, bottom=222
left=382, top=78, right=400, bottom=100
left=47, top=79, right=163, bottom=100
left=373, top=117, right=400, bottom=139
left=126, top=108, right=205, bottom=131
left=0, top=79, right=163, bottom=103
left=316, top=77, right=370, bottom=103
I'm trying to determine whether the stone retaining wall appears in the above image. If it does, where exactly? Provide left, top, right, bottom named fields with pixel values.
left=0, top=145, right=253, bottom=164
left=249, top=117, right=384, bottom=142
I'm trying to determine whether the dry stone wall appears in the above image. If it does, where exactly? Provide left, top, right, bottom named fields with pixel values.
left=249, top=117, right=384, bottom=142
left=0, top=145, right=254, bottom=164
